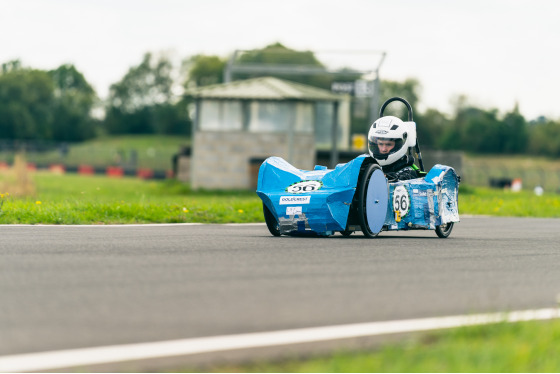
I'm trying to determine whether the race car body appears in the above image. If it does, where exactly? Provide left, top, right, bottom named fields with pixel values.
left=256, top=155, right=459, bottom=238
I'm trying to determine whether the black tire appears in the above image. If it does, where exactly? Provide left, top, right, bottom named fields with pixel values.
left=357, top=163, right=386, bottom=238
left=263, top=203, right=281, bottom=237
left=435, top=222, right=454, bottom=238
left=340, top=230, right=353, bottom=237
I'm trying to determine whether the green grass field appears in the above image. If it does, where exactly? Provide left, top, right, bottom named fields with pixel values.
left=0, top=172, right=262, bottom=224
left=0, top=172, right=559, bottom=224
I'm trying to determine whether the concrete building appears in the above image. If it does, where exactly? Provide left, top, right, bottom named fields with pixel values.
left=186, top=77, right=350, bottom=190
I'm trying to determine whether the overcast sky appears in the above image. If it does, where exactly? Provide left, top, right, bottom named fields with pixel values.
left=1, top=0, right=559, bottom=120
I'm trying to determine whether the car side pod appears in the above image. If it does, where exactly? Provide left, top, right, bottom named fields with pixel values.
left=382, top=164, right=460, bottom=238
left=257, top=155, right=370, bottom=237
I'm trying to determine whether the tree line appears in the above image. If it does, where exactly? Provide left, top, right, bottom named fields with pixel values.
left=1, top=43, right=559, bottom=157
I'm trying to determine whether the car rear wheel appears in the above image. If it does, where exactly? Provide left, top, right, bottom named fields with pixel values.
left=263, top=203, right=281, bottom=236
left=435, top=222, right=454, bottom=238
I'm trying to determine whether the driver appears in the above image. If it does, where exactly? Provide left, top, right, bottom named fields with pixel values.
left=367, top=115, right=420, bottom=181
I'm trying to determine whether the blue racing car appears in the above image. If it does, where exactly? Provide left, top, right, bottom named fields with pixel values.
left=256, top=97, right=460, bottom=238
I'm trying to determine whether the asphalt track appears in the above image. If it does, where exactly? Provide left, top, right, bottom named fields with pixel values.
left=1, top=217, right=560, bottom=369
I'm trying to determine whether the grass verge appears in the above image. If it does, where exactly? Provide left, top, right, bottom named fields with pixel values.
left=0, top=173, right=262, bottom=224
left=0, top=173, right=559, bottom=224
left=190, top=319, right=560, bottom=372
left=459, top=184, right=560, bottom=217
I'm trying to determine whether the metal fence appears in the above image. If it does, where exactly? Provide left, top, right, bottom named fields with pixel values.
left=0, top=139, right=181, bottom=172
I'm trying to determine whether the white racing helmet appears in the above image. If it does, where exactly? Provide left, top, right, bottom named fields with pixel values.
left=367, top=116, right=417, bottom=166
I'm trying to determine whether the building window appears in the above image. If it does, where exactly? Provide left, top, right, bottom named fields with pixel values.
left=293, top=103, right=313, bottom=134
left=199, top=100, right=243, bottom=131
left=248, top=102, right=313, bottom=133
left=249, top=102, right=290, bottom=132
left=314, top=102, right=334, bottom=147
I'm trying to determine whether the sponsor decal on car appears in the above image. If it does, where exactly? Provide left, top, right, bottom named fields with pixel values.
left=280, top=196, right=311, bottom=205
left=286, top=206, right=303, bottom=215
left=285, top=180, right=322, bottom=194
left=413, top=188, right=427, bottom=197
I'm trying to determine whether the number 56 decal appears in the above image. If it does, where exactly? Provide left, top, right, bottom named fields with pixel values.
left=286, top=180, right=323, bottom=194
left=393, top=185, right=410, bottom=218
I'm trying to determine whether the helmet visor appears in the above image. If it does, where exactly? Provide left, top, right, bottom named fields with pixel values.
left=368, top=137, right=404, bottom=160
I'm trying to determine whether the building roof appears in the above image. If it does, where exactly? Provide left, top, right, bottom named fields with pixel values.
left=186, top=76, right=345, bottom=102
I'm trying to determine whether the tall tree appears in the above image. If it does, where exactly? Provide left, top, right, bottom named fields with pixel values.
left=1, top=59, right=23, bottom=74
left=48, top=64, right=98, bottom=141
left=0, top=64, right=55, bottom=140
left=415, top=108, right=451, bottom=149
left=105, top=53, right=189, bottom=135
left=108, top=52, right=173, bottom=113
left=184, top=55, right=226, bottom=88
left=501, top=103, right=528, bottom=154
left=438, top=101, right=531, bottom=154
left=527, top=119, right=560, bottom=157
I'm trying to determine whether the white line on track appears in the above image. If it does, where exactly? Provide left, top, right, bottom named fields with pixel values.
left=0, top=223, right=265, bottom=227
left=1, top=308, right=559, bottom=372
